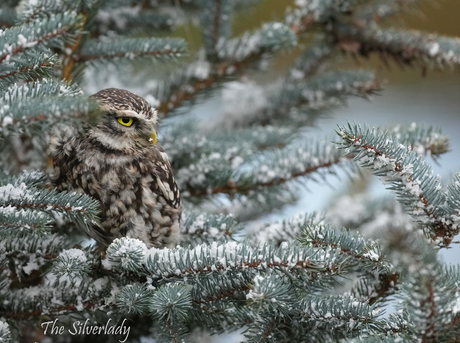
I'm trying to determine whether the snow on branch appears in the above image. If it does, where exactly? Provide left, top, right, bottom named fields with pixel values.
left=155, top=22, right=297, bottom=116
left=354, top=0, right=422, bottom=24
left=389, top=123, right=449, bottom=158
left=183, top=138, right=345, bottom=198
left=217, top=22, right=297, bottom=62
left=76, top=37, right=187, bottom=64
left=299, top=224, right=393, bottom=274
left=180, top=212, right=244, bottom=246
left=0, top=92, right=91, bottom=136
left=0, top=52, right=59, bottom=90
left=199, top=0, right=233, bottom=58
left=286, top=36, right=334, bottom=81
left=300, top=295, right=384, bottom=335
left=0, top=276, right=116, bottom=319
left=0, top=208, right=51, bottom=237
left=397, top=238, right=460, bottom=341
left=335, top=23, right=460, bottom=68
left=0, top=183, right=100, bottom=227
left=107, top=238, right=348, bottom=283
left=336, top=122, right=458, bottom=247
left=149, top=283, right=192, bottom=342
left=96, top=8, right=175, bottom=34
left=248, top=212, right=324, bottom=246
left=0, top=12, right=83, bottom=63
left=0, top=321, right=11, bottom=343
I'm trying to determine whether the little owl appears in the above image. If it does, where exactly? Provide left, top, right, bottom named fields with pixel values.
left=49, top=88, right=181, bottom=248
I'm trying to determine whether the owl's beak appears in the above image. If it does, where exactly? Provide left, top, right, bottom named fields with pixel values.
left=150, top=128, right=157, bottom=145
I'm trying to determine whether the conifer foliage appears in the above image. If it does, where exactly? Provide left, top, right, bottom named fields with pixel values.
left=1, top=0, right=460, bottom=342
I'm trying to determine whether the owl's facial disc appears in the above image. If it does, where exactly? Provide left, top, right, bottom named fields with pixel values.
left=116, top=116, right=157, bottom=145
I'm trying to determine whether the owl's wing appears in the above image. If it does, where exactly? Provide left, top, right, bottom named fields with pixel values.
left=151, top=146, right=181, bottom=209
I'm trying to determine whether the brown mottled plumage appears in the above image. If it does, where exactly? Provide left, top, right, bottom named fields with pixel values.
left=49, top=88, right=181, bottom=248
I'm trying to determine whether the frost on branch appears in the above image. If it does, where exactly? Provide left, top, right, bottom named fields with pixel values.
left=336, top=122, right=458, bottom=247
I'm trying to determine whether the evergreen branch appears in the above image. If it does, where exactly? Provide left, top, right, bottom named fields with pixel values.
left=389, top=123, right=449, bottom=158
left=335, top=23, right=460, bottom=69
left=286, top=36, right=334, bottom=81
left=107, top=238, right=347, bottom=283
left=0, top=277, right=115, bottom=319
left=244, top=315, right=279, bottom=343
left=0, top=52, right=59, bottom=90
left=50, top=248, right=91, bottom=282
left=0, top=170, right=49, bottom=188
left=0, top=94, right=91, bottom=136
left=96, top=8, right=175, bottom=34
left=246, top=274, right=298, bottom=317
left=211, top=184, right=300, bottom=222
left=149, top=283, right=192, bottom=342
left=0, top=183, right=100, bottom=226
left=1, top=79, right=84, bottom=102
left=116, top=283, right=151, bottom=315
left=156, top=22, right=298, bottom=116
left=261, top=70, right=378, bottom=126
left=349, top=272, right=399, bottom=305
left=15, top=0, right=84, bottom=24
left=248, top=212, right=324, bottom=246
left=300, top=295, right=384, bottom=335
left=76, top=37, right=187, bottom=64
left=336, top=122, right=456, bottom=247
left=0, top=208, right=52, bottom=237
left=399, top=243, right=460, bottom=341
left=185, top=138, right=344, bottom=197
left=0, top=12, right=83, bottom=63
left=217, top=70, right=377, bottom=128
left=164, top=121, right=293, bottom=171
left=0, top=321, right=12, bottom=343
left=189, top=273, right=251, bottom=306
left=354, top=0, right=424, bottom=24
left=287, top=0, right=371, bottom=22
left=0, top=233, right=69, bottom=262
left=200, top=0, right=233, bottom=58
left=299, top=224, right=393, bottom=274
left=0, top=7, right=16, bottom=28
left=180, top=212, right=244, bottom=246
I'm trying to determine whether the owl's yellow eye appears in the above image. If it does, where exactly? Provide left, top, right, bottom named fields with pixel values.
left=117, top=117, right=133, bottom=127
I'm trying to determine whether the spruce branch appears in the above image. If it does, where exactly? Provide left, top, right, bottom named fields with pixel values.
left=0, top=276, right=115, bottom=319
left=180, top=212, right=244, bottom=246
left=107, top=238, right=347, bottom=283
left=300, top=295, right=384, bottom=336
left=335, top=22, right=460, bottom=69
left=96, top=8, right=175, bottom=34
left=0, top=183, right=100, bottom=227
left=336, top=122, right=457, bottom=247
left=0, top=321, right=12, bottom=343
left=0, top=52, right=59, bottom=90
left=299, top=224, right=393, bottom=274
left=389, top=123, right=449, bottom=158
left=0, top=93, right=91, bottom=136
left=0, top=12, right=83, bottom=63
left=51, top=248, right=91, bottom=283
left=248, top=212, right=324, bottom=246
left=0, top=208, right=52, bottom=238
left=184, top=138, right=345, bottom=198
left=156, top=22, right=298, bottom=116
left=149, top=283, right=192, bottom=343
left=0, top=7, right=16, bottom=28
left=199, top=0, right=233, bottom=59
left=116, top=283, right=151, bottom=315
left=76, top=37, right=187, bottom=64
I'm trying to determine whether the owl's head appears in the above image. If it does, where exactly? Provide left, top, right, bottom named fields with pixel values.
left=89, top=88, right=159, bottom=152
